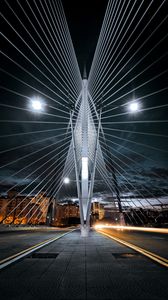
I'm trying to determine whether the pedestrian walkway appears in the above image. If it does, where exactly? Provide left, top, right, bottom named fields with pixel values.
left=0, top=229, right=167, bottom=300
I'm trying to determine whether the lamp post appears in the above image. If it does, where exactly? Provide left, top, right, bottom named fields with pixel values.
left=104, top=100, right=140, bottom=225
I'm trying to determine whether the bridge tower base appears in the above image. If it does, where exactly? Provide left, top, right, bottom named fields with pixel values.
left=81, top=225, right=90, bottom=237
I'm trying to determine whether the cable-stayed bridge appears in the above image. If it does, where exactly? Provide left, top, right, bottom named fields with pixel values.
left=0, top=0, right=168, bottom=235
left=0, top=2, right=168, bottom=300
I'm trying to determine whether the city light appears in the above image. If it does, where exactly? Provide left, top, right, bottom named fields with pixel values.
left=64, top=177, right=70, bottom=184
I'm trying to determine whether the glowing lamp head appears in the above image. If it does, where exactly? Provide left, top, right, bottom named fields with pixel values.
left=129, top=102, right=139, bottom=113
left=30, top=96, right=44, bottom=112
left=64, top=177, right=70, bottom=184
left=32, top=100, right=42, bottom=110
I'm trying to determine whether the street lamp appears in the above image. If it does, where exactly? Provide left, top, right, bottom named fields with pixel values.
left=30, top=96, right=44, bottom=112
left=64, top=177, right=70, bottom=184
left=128, top=101, right=140, bottom=113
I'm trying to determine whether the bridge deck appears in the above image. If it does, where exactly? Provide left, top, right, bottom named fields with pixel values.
left=0, top=229, right=167, bottom=300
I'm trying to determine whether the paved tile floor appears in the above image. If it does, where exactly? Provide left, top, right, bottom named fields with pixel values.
left=0, top=229, right=167, bottom=300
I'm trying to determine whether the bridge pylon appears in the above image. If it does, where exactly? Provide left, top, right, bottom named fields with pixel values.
left=69, top=71, right=99, bottom=237
left=69, top=72, right=124, bottom=236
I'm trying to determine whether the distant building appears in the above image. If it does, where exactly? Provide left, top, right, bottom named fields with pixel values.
left=31, top=192, right=50, bottom=224
left=54, top=202, right=80, bottom=226
left=0, top=190, right=51, bottom=225
left=92, top=202, right=105, bottom=220
left=0, top=196, right=7, bottom=222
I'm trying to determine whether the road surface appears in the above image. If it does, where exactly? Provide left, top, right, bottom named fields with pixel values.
left=0, top=226, right=71, bottom=261
left=95, top=227, right=168, bottom=260
left=0, top=228, right=168, bottom=300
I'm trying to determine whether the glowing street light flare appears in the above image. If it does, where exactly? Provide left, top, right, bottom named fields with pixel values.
left=64, top=177, right=70, bottom=184
left=32, top=100, right=42, bottom=110
left=30, top=96, right=44, bottom=112
left=129, top=101, right=139, bottom=113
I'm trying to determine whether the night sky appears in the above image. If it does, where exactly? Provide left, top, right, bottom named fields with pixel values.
left=0, top=0, right=168, bottom=207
